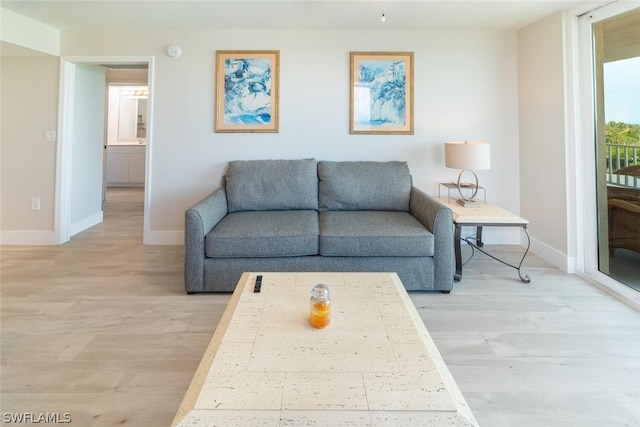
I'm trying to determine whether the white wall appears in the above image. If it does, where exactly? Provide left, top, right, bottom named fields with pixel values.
left=59, top=28, right=521, bottom=244
left=0, top=56, right=59, bottom=244
left=518, top=12, right=572, bottom=270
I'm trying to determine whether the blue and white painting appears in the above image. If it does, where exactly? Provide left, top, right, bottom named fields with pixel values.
left=223, top=58, right=272, bottom=125
left=354, top=59, right=407, bottom=128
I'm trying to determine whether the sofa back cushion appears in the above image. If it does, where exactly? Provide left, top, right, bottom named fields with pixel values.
left=318, top=161, right=411, bottom=211
left=225, top=159, right=319, bottom=212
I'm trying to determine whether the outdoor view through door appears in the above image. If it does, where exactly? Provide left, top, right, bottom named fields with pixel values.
left=593, top=7, right=640, bottom=292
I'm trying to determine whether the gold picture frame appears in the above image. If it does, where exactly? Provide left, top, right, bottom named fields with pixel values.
left=350, top=52, right=414, bottom=135
left=215, top=50, right=280, bottom=133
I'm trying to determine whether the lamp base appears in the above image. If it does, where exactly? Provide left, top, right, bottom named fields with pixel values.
left=456, top=198, right=481, bottom=207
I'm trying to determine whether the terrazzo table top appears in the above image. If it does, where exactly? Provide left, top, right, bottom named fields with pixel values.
left=172, top=272, right=478, bottom=426
left=438, top=198, right=528, bottom=226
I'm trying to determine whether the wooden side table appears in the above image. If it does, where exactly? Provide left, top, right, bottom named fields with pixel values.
left=438, top=199, right=531, bottom=283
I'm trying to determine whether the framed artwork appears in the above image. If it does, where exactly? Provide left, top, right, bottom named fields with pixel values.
left=215, top=50, right=279, bottom=133
left=350, top=52, right=414, bottom=135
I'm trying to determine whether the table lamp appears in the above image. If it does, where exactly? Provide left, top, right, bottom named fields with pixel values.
left=444, top=141, right=491, bottom=207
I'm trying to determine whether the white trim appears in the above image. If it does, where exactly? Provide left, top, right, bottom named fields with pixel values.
left=579, top=1, right=639, bottom=21
left=578, top=271, right=640, bottom=311
left=56, top=55, right=154, bottom=245
left=145, top=230, right=183, bottom=245
left=0, top=231, right=58, bottom=246
left=562, top=9, right=580, bottom=276
left=458, top=228, right=522, bottom=245
left=577, top=11, right=599, bottom=276
left=530, top=235, right=576, bottom=274
left=567, top=1, right=617, bottom=18
left=69, top=212, right=103, bottom=237
left=480, top=228, right=522, bottom=245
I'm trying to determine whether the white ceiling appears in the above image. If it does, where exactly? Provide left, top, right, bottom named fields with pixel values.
left=1, top=0, right=587, bottom=31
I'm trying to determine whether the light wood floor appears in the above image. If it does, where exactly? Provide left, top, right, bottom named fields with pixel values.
left=1, top=187, right=639, bottom=426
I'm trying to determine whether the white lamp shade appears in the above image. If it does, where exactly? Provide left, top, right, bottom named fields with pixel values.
left=445, top=141, right=491, bottom=170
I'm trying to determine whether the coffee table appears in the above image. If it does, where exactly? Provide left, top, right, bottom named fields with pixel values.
left=172, top=272, right=478, bottom=426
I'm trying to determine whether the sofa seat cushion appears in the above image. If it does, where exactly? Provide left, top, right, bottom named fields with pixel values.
left=206, top=211, right=319, bottom=258
left=319, top=211, right=434, bottom=257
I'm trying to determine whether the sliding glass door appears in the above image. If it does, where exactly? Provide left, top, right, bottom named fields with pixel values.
left=590, top=6, right=640, bottom=291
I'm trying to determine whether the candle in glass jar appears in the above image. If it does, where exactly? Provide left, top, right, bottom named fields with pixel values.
left=309, top=284, right=330, bottom=328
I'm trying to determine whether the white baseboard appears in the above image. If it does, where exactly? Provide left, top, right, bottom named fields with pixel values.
left=467, top=227, right=522, bottom=245
left=1, top=228, right=183, bottom=246
left=69, top=212, right=103, bottom=237
left=465, top=228, right=576, bottom=274
left=529, top=235, right=576, bottom=273
left=144, top=230, right=183, bottom=245
left=0, top=230, right=58, bottom=245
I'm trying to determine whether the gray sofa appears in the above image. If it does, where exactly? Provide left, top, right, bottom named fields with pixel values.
left=185, top=159, right=454, bottom=293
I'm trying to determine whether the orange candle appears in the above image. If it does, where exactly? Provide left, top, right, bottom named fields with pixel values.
left=310, top=300, right=330, bottom=328
left=309, top=284, right=330, bottom=329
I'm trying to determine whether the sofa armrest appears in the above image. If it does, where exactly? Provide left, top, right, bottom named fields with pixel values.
left=184, top=188, right=228, bottom=293
left=409, top=187, right=454, bottom=290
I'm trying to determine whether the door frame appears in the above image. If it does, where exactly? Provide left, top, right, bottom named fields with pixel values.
left=55, top=55, right=155, bottom=244
left=571, top=2, right=640, bottom=307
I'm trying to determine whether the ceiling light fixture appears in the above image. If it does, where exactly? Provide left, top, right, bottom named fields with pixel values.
left=124, top=88, right=149, bottom=99
left=381, top=1, right=386, bottom=22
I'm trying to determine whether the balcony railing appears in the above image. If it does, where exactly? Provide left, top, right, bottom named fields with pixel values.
left=606, top=143, right=640, bottom=173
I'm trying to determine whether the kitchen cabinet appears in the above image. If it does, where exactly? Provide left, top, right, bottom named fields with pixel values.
left=106, top=145, right=146, bottom=187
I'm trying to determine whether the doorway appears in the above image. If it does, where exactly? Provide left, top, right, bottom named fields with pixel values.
left=103, top=68, right=148, bottom=199
left=104, top=84, right=148, bottom=193
left=56, top=57, right=153, bottom=244
left=579, top=5, right=640, bottom=294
